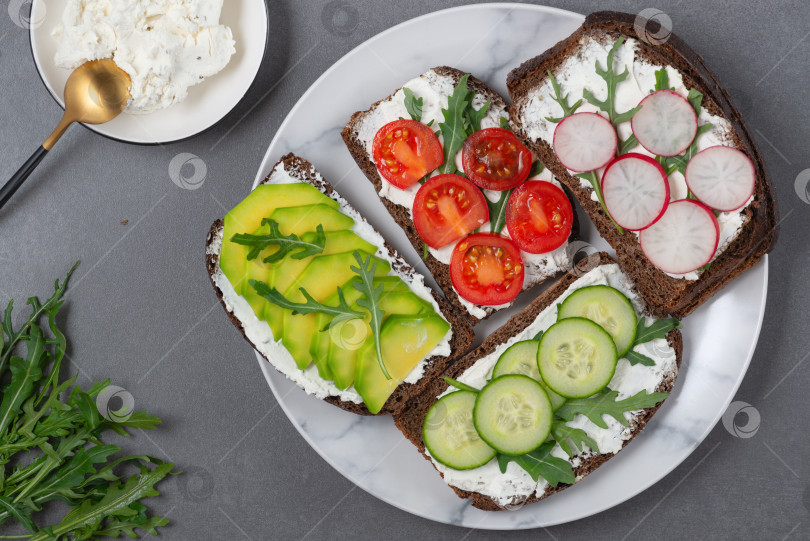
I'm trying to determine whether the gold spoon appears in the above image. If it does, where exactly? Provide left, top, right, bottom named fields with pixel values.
left=1, top=59, right=131, bottom=210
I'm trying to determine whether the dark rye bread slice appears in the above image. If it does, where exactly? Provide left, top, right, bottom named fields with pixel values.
left=205, top=153, right=474, bottom=416
left=507, top=11, right=779, bottom=319
left=341, top=66, right=580, bottom=325
left=393, top=252, right=683, bottom=510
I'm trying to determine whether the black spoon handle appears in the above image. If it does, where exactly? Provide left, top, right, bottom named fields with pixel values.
left=0, top=146, right=49, bottom=210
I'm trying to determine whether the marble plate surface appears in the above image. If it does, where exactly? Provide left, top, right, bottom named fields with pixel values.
left=251, top=3, right=768, bottom=529
left=29, top=0, right=268, bottom=144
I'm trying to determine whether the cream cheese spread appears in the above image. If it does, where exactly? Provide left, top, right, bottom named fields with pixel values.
left=52, top=0, right=236, bottom=113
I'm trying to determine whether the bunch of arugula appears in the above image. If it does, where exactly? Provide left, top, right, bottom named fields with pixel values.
left=0, top=265, right=175, bottom=539
left=251, top=250, right=392, bottom=379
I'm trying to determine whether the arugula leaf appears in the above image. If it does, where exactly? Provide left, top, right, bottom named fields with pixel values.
left=653, top=69, right=674, bottom=92
left=466, top=99, right=491, bottom=133
left=499, top=117, right=512, bottom=130
left=444, top=377, right=480, bottom=394
left=582, top=37, right=642, bottom=126
left=250, top=280, right=364, bottom=322
left=551, top=421, right=600, bottom=456
left=486, top=189, right=513, bottom=234
left=545, top=70, right=583, bottom=123
left=574, top=171, right=625, bottom=234
left=619, top=133, right=638, bottom=154
left=657, top=123, right=713, bottom=175
left=686, top=88, right=704, bottom=115
left=528, top=160, right=545, bottom=178
left=403, top=87, right=423, bottom=122
left=350, top=252, right=390, bottom=380
left=437, top=74, right=473, bottom=174
left=623, top=317, right=680, bottom=366
left=0, top=325, right=45, bottom=438
left=555, top=390, right=670, bottom=429
left=230, top=220, right=325, bottom=263
left=497, top=442, right=575, bottom=486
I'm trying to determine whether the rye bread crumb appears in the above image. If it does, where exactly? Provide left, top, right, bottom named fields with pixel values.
left=205, top=153, right=475, bottom=416
left=507, top=11, right=778, bottom=318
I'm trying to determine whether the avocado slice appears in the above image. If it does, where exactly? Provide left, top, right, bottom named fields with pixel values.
left=326, top=283, right=435, bottom=390
left=220, top=183, right=337, bottom=292
left=243, top=204, right=355, bottom=315
left=354, top=314, right=450, bottom=414
left=263, top=231, right=376, bottom=338
left=281, top=252, right=391, bottom=370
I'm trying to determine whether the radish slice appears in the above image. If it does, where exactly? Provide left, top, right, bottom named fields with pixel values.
left=601, top=153, right=670, bottom=231
left=552, top=112, right=617, bottom=172
left=631, top=90, right=698, bottom=157
left=685, top=146, right=755, bottom=211
left=639, top=200, right=719, bottom=274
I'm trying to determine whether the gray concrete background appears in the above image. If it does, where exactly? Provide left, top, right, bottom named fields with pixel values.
left=1, top=1, right=808, bottom=539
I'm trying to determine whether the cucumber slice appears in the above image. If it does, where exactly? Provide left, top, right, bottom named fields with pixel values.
left=423, top=391, right=496, bottom=470
left=538, top=318, right=617, bottom=398
left=473, top=375, right=553, bottom=455
left=492, top=341, right=567, bottom=411
left=557, top=285, right=637, bottom=357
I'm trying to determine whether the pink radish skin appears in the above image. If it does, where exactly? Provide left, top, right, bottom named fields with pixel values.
left=601, top=153, right=670, bottom=231
left=631, top=90, right=698, bottom=157
left=639, top=199, right=720, bottom=275
left=552, top=112, right=617, bottom=172
left=685, top=146, right=756, bottom=211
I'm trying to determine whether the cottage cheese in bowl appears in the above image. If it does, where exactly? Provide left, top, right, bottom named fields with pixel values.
left=51, top=0, right=236, bottom=114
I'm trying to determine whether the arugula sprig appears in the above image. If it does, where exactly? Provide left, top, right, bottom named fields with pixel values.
left=551, top=421, right=600, bottom=456
left=230, top=219, right=325, bottom=263
left=436, top=74, right=474, bottom=175
left=583, top=36, right=642, bottom=127
left=497, top=442, right=575, bottom=486
left=403, top=88, right=423, bottom=122
left=555, top=390, right=670, bottom=428
left=624, top=317, right=681, bottom=366
left=0, top=265, right=174, bottom=538
left=545, top=70, right=583, bottom=123
left=350, top=252, right=390, bottom=380
left=251, top=280, right=364, bottom=323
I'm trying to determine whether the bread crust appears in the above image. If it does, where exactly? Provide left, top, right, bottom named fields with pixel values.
left=393, top=252, right=683, bottom=510
left=205, top=153, right=475, bottom=416
left=341, top=66, right=580, bottom=325
left=507, top=10, right=778, bottom=318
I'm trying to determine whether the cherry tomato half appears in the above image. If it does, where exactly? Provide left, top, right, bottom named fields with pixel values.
left=413, top=174, right=489, bottom=249
left=505, top=181, right=573, bottom=254
left=449, top=233, right=525, bottom=306
left=462, top=127, right=532, bottom=191
left=372, top=119, right=443, bottom=189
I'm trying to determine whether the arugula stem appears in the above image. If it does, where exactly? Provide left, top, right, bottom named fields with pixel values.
left=444, top=377, right=480, bottom=393
left=576, top=171, right=625, bottom=234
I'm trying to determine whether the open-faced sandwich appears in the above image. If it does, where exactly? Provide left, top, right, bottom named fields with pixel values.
left=342, top=67, right=580, bottom=323
left=205, top=154, right=474, bottom=415
left=508, top=11, right=778, bottom=317
left=394, top=253, right=682, bottom=510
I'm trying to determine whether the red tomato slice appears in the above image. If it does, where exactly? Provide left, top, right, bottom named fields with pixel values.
left=372, top=120, right=443, bottom=189
left=449, top=233, right=525, bottom=306
left=505, top=181, right=573, bottom=254
left=413, top=174, right=489, bottom=249
left=462, top=127, right=532, bottom=191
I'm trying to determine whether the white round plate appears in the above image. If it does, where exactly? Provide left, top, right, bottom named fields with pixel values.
left=28, top=0, right=268, bottom=144
left=251, top=3, right=768, bottom=529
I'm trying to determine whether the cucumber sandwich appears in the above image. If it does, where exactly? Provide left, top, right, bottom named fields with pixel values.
left=393, top=253, right=683, bottom=510
left=205, top=154, right=474, bottom=415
